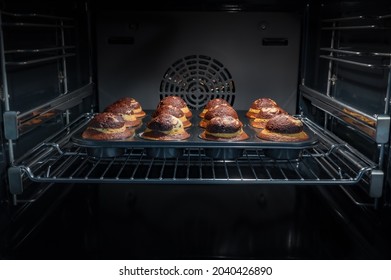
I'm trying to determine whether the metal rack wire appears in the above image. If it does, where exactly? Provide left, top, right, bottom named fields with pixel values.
left=319, top=12, right=391, bottom=89
left=1, top=11, right=76, bottom=67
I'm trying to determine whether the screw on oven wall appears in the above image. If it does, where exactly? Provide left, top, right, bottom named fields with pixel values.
left=330, top=74, right=337, bottom=85
left=58, top=71, right=65, bottom=83
left=259, top=21, right=267, bottom=30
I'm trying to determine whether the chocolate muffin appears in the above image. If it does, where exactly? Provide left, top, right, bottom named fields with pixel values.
left=140, top=113, right=190, bottom=140
left=199, top=98, right=231, bottom=118
left=199, top=105, right=239, bottom=128
left=257, top=114, right=309, bottom=142
left=246, top=98, right=278, bottom=119
left=82, top=112, right=134, bottom=140
left=158, top=96, right=192, bottom=118
left=249, top=106, right=287, bottom=129
left=200, top=116, right=249, bottom=141
left=110, top=97, right=146, bottom=118
left=104, top=101, right=142, bottom=127
left=153, top=104, right=191, bottom=128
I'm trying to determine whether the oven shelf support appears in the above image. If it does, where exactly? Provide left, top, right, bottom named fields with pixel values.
left=8, top=166, right=23, bottom=196
left=300, top=85, right=391, bottom=144
left=3, top=111, right=18, bottom=140
left=369, top=170, right=384, bottom=198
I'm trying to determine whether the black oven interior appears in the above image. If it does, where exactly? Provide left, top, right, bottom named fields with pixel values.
left=1, top=0, right=391, bottom=259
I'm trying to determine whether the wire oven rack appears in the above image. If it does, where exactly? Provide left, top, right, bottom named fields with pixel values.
left=10, top=113, right=377, bottom=188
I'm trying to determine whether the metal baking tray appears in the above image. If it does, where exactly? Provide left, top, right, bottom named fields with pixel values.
left=71, top=110, right=318, bottom=159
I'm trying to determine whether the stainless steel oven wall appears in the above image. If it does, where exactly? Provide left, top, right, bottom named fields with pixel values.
left=299, top=0, right=391, bottom=205
left=0, top=0, right=94, bottom=161
left=96, top=11, right=301, bottom=112
left=303, top=1, right=391, bottom=116
left=0, top=0, right=390, bottom=260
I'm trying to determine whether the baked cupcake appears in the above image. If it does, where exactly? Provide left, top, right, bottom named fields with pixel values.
left=82, top=112, right=134, bottom=140
left=158, top=96, right=192, bottom=118
left=104, top=102, right=142, bottom=127
left=153, top=104, right=191, bottom=128
left=246, top=98, right=278, bottom=119
left=199, top=105, right=239, bottom=128
left=200, top=116, right=249, bottom=141
left=249, top=106, right=287, bottom=129
left=111, top=97, right=146, bottom=118
left=199, top=98, right=231, bottom=118
left=257, top=114, right=309, bottom=142
left=140, top=113, right=190, bottom=140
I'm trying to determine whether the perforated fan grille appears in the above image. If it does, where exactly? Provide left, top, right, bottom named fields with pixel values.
left=160, top=55, right=235, bottom=110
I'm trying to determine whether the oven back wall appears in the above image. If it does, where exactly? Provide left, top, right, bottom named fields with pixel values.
left=96, top=11, right=301, bottom=113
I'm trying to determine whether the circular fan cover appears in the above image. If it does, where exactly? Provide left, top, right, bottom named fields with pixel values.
left=160, top=55, right=236, bottom=110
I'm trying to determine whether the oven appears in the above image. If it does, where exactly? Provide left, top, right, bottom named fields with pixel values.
left=1, top=0, right=391, bottom=260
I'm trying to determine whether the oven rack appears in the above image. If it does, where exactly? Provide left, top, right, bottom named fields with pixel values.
left=321, top=13, right=391, bottom=29
left=1, top=11, right=76, bottom=66
left=16, top=143, right=373, bottom=186
left=8, top=114, right=380, bottom=196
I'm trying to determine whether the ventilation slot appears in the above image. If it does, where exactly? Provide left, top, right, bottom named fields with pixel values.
left=160, top=55, right=236, bottom=110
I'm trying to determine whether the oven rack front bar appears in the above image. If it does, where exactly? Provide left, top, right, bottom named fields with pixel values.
left=7, top=114, right=381, bottom=201
left=15, top=144, right=374, bottom=186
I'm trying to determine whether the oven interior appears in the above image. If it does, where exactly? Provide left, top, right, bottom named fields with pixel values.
left=1, top=0, right=391, bottom=259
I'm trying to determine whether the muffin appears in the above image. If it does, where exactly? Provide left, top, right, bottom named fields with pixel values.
left=104, top=101, right=142, bottom=127
left=153, top=104, right=191, bottom=128
left=257, top=114, right=309, bottom=142
left=200, top=116, right=249, bottom=141
left=199, top=98, right=231, bottom=118
left=249, top=106, right=287, bottom=129
left=158, top=96, right=192, bottom=118
left=82, top=112, right=134, bottom=140
left=140, top=113, right=190, bottom=140
left=246, top=98, right=278, bottom=119
left=21, top=110, right=57, bottom=127
left=110, top=97, right=146, bottom=118
left=199, top=105, right=239, bottom=128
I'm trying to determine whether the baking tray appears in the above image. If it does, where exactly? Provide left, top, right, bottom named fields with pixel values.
left=71, top=110, right=318, bottom=159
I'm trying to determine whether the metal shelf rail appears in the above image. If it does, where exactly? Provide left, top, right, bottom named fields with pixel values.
left=299, top=9, right=391, bottom=207
left=0, top=10, right=80, bottom=165
left=1, top=11, right=76, bottom=67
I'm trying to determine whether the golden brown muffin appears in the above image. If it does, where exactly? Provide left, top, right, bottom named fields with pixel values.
left=249, top=106, right=287, bottom=129
left=199, top=98, right=231, bottom=118
left=246, top=98, right=278, bottom=119
left=82, top=112, right=134, bottom=140
left=200, top=116, right=249, bottom=141
left=153, top=104, right=191, bottom=128
left=342, top=108, right=376, bottom=126
left=340, top=108, right=375, bottom=137
left=199, top=105, right=239, bottom=128
left=21, top=110, right=57, bottom=127
left=111, top=97, right=146, bottom=118
left=140, top=113, right=190, bottom=141
left=158, top=96, right=192, bottom=118
left=104, top=101, right=142, bottom=127
left=257, top=114, right=309, bottom=142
